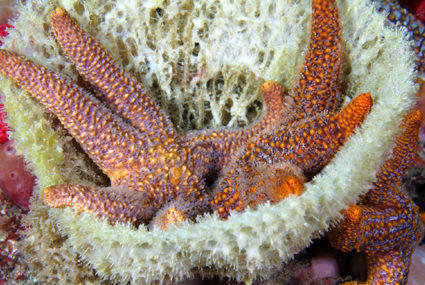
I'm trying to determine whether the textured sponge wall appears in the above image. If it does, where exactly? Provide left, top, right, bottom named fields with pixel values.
left=0, top=0, right=418, bottom=284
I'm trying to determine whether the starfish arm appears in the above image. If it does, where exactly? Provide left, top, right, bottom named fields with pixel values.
left=270, top=92, right=373, bottom=172
left=361, top=109, right=423, bottom=206
left=328, top=204, right=421, bottom=285
left=290, top=0, right=342, bottom=120
left=50, top=8, right=176, bottom=139
left=0, top=50, right=146, bottom=182
left=328, top=109, right=425, bottom=285
left=211, top=93, right=373, bottom=218
left=43, top=184, right=154, bottom=226
left=328, top=202, right=422, bottom=252
left=377, top=1, right=425, bottom=73
left=347, top=248, right=417, bottom=285
left=149, top=198, right=210, bottom=230
left=327, top=204, right=365, bottom=252
left=181, top=81, right=288, bottom=175
left=257, top=82, right=289, bottom=131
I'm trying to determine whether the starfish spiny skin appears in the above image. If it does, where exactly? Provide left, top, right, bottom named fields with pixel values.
left=289, top=0, right=342, bottom=120
left=210, top=0, right=373, bottom=219
left=327, top=109, right=425, bottom=285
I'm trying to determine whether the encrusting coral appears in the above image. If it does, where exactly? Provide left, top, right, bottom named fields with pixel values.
left=0, top=0, right=420, bottom=284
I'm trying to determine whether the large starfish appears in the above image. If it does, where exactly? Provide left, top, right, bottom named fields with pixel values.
left=328, top=109, right=425, bottom=285
left=0, top=0, right=371, bottom=229
left=0, top=8, right=294, bottom=228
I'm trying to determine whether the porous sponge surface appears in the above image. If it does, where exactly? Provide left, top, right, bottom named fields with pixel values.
left=0, top=0, right=418, bottom=284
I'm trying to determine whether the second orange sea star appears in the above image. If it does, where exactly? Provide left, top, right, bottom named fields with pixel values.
left=328, top=109, right=425, bottom=285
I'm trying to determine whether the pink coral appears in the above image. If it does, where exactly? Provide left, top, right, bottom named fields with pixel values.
left=0, top=142, right=36, bottom=212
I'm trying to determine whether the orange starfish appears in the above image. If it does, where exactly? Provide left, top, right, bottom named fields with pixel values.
left=210, top=0, right=373, bottom=218
left=328, top=109, right=425, bottom=285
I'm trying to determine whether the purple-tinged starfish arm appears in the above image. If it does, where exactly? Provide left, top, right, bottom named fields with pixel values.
left=51, top=8, right=176, bottom=140
left=0, top=49, right=149, bottom=185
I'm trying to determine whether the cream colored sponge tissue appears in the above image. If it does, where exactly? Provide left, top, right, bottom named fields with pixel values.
left=0, top=0, right=418, bottom=284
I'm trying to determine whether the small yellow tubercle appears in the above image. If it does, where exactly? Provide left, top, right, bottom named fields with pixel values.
left=346, top=204, right=362, bottom=223
left=53, top=7, right=67, bottom=16
left=274, top=175, right=304, bottom=199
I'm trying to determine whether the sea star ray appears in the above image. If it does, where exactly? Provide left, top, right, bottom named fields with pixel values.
left=328, top=109, right=425, bottom=285
left=289, top=0, right=342, bottom=119
left=51, top=8, right=176, bottom=138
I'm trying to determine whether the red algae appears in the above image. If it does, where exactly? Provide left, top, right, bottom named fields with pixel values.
left=0, top=24, right=13, bottom=47
left=0, top=104, right=8, bottom=145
